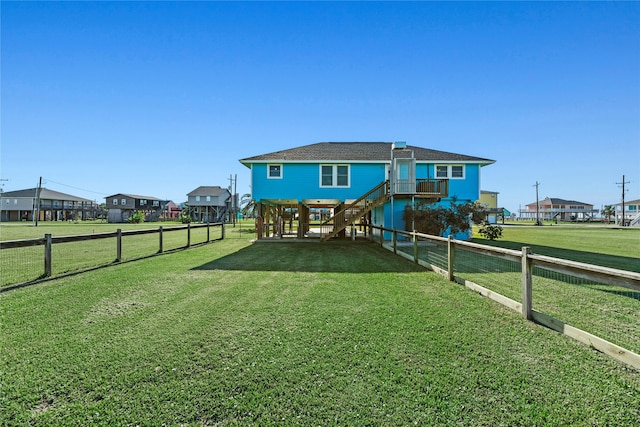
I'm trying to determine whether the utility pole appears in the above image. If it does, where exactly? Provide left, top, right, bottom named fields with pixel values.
left=616, top=175, right=630, bottom=226
left=0, top=178, right=8, bottom=222
left=228, top=174, right=237, bottom=226
left=34, top=177, right=43, bottom=227
left=533, top=181, right=541, bottom=226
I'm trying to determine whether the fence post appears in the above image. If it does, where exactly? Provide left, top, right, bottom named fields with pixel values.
left=207, top=222, right=210, bottom=242
left=521, top=246, right=533, bottom=320
left=447, top=235, right=454, bottom=281
left=159, top=226, right=163, bottom=253
left=379, top=227, right=383, bottom=246
left=221, top=222, right=225, bottom=240
left=413, top=232, right=418, bottom=264
left=116, top=229, right=122, bottom=262
left=187, top=223, right=191, bottom=247
left=44, top=234, right=52, bottom=277
left=393, top=230, right=397, bottom=254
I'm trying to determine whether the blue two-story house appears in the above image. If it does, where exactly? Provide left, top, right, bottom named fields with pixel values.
left=240, top=141, right=494, bottom=240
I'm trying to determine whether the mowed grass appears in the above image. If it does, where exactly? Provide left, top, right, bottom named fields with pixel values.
left=2, top=239, right=638, bottom=426
left=473, top=224, right=640, bottom=272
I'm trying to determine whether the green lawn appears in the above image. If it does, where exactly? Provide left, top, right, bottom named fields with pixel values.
left=2, top=239, right=638, bottom=425
left=473, top=224, right=640, bottom=272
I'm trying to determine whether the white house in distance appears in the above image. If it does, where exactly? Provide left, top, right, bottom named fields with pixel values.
left=614, top=198, right=640, bottom=226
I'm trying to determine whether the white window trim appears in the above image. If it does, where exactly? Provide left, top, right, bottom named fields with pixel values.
left=267, top=164, right=283, bottom=179
left=113, top=199, right=118, bottom=206
left=435, top=164, right=465, bottom=180
left=319, top=164, right=350, bottom=188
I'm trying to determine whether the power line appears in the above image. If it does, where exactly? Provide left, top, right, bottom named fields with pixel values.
left=42, top=178, right=109, bottom=196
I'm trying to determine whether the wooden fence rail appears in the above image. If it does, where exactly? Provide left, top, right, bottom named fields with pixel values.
left=0, top=223, right=224, bottom=288
left=368, top=225, right=640, bottom=370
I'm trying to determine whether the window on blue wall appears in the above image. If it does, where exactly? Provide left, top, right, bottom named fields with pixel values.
left=268, top=164, right=282, bottom=179
left=320, top=165, right=349, bottom=187
left=435, top=164, right=465, bottom=179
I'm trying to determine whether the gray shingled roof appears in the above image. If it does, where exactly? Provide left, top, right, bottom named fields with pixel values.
left=240, top=142, right=494, bottom=164
left=187, top=186, right=230, bottom=197
left=2, top=187, right=93, bottom=202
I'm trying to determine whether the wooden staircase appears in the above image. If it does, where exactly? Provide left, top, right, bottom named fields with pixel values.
left=320, top=181, right=389, bottom=241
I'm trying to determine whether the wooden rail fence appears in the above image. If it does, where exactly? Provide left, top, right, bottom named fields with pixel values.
left=368, top=225, right=640, bottom=370
left=0, top=223, right=225, bottom=288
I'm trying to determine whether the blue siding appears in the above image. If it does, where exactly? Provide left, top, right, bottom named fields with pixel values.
left=252, top=163, right=386, bottom=202
left=249, top=160, right=485, bottom=241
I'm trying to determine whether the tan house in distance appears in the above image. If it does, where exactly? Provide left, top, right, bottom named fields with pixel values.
left=520, top=197, right=597, bottom=222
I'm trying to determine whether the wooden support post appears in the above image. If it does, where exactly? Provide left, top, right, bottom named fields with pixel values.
left=116, top=229, right=122, bottom=262
left=393, top=230, right=397, bottom=254
left=207, top=222, right=210, bottom=242
left=413, top=232, right=418, bottom=264
left=221, top=222, right=225, bottom=240
left=159, top=226, right=163, bottom=253
left=187, top=223, right=191, bottom=248
left=447, top=235, right=454, bottom=281
left=44, top=234, right=52, bottom=277
left=521, top=246, right=533, bottom=320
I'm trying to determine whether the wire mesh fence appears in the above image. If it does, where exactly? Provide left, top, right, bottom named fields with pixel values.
left=532, top=266, right=640, bottom=355
left=368, top=225, right=640, bottom=369
left=0, top=244, right=44, bottom=286
left=51, top=237, right=117, bottom=276
left=454, top=247, right=522, bottom=303
left=0, top=223, right=225, bottom=288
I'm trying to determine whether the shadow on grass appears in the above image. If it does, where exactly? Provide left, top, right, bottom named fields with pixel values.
left=193, top=240, right=424, bottom=273
left=473, top=239, right=640, bottom=273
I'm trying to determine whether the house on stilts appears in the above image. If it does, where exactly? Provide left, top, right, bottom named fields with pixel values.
left=240, top=141, right=495, bottom=241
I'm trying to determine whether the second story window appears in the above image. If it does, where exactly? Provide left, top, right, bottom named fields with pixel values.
left=121, top=199, right=127, bottom=205
left=113, top=199, right=118, bottom=206
left=195, top=196, right=201, bottom=202
left=206, top=196, right=211, bottom=202
left=435, top=165, right=465, bottom=179
left=320, top=165, right=350, bottom=187
left=268, top=164, right=282, bottom=179
left=140, top=199, right=147, bottom=205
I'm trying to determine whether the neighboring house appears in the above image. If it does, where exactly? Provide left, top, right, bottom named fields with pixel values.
left=186, top=186, right=231, bottom=223
left=240, top=141, right=495, bottom=240
left=613, top=198, right=640, bottom=226
left=519, top=197, right=598, bottom=222
left=161, top=200, right=182, bottom=221
left=105, top=193, right=165, bottom=223
left=479, top=190, right=504, bottom=224
left=0, top=187, right=100, bottom=222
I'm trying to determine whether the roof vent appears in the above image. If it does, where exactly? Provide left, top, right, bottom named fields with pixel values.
left=392, top=141, right=407, bottom=150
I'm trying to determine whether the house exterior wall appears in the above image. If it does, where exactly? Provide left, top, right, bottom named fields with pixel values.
left=251, top=162, right=386, bottom=202
left=251, top=162, right=481, bottom=204
left=188, top=193, right=229, bottom=207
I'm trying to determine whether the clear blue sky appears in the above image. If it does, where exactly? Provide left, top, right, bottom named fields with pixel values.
left=2, top=1, right=639, bottom=214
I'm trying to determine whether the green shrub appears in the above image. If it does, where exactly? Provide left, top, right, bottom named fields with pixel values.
left=127, top=210, right=145, bottom=224
left=478, top=222, right=503, bottom=240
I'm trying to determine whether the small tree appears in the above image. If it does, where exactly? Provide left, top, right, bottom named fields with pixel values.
left=403, top=198, right=488, bottom=238
left=601, top=205, right=615, bottom=223
left=240, top=193, right=258, bottom=218
left=179, top=205, right=192, bottom=224
left=127, top=210, right=145, bottom=224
